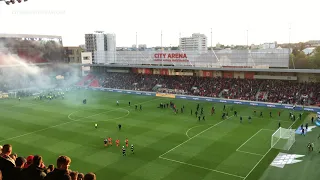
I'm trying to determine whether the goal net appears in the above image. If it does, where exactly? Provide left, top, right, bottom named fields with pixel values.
left=271, top=127, right=296, bottom=151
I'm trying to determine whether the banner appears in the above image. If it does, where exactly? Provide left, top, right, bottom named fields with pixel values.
left=79, top=86, right=320, bottom=113
left=156, top=93, right=176, bottom=98
left=0, top=93, right=9, bottom=99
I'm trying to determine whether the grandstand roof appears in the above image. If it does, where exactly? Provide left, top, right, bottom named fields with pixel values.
left=1, top=63, right=319, bottom=74
left=84, top=64, right=320, bottom=74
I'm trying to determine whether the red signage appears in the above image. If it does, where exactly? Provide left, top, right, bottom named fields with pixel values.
left=202, top=71, right=213, bottom=77
left=160, top=69, right=169, bottom=75
left=154, top=53, right=189, bottom=62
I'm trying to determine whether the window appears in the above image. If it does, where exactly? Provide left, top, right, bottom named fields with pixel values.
left=83, top=56, right=90, bottom=60
left=67, top=50, right=73, bottom=55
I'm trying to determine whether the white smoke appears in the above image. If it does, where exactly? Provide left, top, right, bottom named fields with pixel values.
left=0, top=42, right=80, bottom=92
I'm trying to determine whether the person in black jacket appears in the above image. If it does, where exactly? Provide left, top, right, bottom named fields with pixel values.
left=44, top=156, right=71, bottom=180
left=84, top=173, right=96, bottom=180
left=22, top=155, right=46, bottom=180
left=11, top=157, right=26, bottom=180
left=0, top=144, right=15, bottom=180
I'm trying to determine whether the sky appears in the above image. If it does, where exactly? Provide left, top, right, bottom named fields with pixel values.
left=0, top=0, right=319, bottom=47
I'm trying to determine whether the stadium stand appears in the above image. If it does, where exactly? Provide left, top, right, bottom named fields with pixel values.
left=77, top=72, right=320, bottom=106
left=0, top=144, right=95, bottom=180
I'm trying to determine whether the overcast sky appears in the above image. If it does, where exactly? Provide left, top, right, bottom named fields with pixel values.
left=0, top=0, right=319, bottom=47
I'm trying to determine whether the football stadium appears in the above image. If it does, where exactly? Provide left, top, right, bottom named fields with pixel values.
left=1, top=2, right=320, bottom=180
left=0, top=34, right=320, bottom=180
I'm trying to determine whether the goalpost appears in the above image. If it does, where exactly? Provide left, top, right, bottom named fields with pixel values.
left=271, top=127, right=296, bottom=151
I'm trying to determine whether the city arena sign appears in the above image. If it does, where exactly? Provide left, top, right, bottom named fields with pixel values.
left=154, top=53, right=189, bottom=62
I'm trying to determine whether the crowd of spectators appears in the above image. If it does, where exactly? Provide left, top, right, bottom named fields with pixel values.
left=84, top=72, right=320, bottom=106
left=0, top=144, right=96, bottom=180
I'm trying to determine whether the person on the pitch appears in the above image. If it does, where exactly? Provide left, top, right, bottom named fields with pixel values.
left=131, top=144, right=134, bottom=154
left=108, top=137, right=113, bottom=146
left=122, top=146, right=126, bottom=156
left=116, top=139, right=120, bottom=147
left=95, top=123, right=98, bottom=129
left=129, top=101, right=131, bottom=106
left=118, top=124, right=121, bottom=131
left=104, top=138, right=108, bottom=147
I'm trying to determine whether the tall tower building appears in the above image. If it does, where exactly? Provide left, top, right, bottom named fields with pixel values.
left=85, top=31, right=116, bottom=64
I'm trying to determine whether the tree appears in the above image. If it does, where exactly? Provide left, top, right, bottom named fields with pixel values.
left=309, top=47, right=320, bottom=68
left=290, top=51, right=310, bottom=69
left=298, top=42, right=306, bottom=51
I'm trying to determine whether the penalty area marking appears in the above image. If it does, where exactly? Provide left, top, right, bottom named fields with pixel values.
left=185, top=115, right=234, bottom=139
left=236, top=129, right=269, bottom=157
left=161, top=115, right=234, bottom=157
left=159, top=156, right=245, bottom=179
left=243, top=113, right=304, bottom=180
left=185, top=125, right=205, bottom=139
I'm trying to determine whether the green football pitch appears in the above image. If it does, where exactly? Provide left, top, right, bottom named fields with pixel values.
left=0, top=90, right=310, bottom=180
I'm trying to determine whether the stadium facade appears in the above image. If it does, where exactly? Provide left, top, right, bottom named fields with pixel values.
left=107, top=48, right=290, bottom=68
left=0, top=33, right=64, bottom=64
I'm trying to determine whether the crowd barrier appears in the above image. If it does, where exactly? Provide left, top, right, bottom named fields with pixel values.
left=81, top=86, right=320, bottom=113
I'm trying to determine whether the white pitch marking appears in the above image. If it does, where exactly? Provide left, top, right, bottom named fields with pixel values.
left=159, top=156, right=245, bottom=179
left=0, top=98, right=159, bottom=143
left=243, top=113, right=304, bottom=180
left=236, top=129, right=263, bottom=151
left=160, top=116, right=234, bottom=157
left=185, top=125, right=205, bottom=139
left=236, top=150, right=264, bottom=156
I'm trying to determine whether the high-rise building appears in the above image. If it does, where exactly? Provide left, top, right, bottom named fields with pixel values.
left=64, top=46, right=84, bottom=63
left=179, top=33, right=207, bottom=52
left=84, top=31, right=116, bottom=64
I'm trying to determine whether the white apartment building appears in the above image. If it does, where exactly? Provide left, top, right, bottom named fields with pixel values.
left=85, top=31, right=116, bottom=64
left=179, top=33, right=207, bottom=52
left=260, top=42, right=277, bottom=49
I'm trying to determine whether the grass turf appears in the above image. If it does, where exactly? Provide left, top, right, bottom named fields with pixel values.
left=0, top=90, right=310, bottom=180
